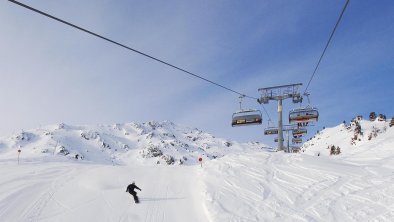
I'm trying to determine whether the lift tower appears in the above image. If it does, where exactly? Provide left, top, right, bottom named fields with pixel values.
left=258, top=83, right=303, bottom=151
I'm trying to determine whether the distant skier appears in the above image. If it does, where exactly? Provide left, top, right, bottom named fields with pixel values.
left=126, top=181, right=142, bottom=203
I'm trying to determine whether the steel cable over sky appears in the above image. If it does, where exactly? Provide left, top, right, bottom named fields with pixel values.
left=303, top=0, right=350, bottom=94
left=11, top=0, right=351, bottom=123
left=8, top=0, right=259, bottom=101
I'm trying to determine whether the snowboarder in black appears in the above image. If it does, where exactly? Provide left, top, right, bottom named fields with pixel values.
left=126, top=181, right=141, bottom=203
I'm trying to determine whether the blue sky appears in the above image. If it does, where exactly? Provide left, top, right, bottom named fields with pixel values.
left=1, top=0, right=393, bottom=147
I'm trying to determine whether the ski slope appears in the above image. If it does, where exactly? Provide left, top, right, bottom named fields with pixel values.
left=0, top=160, right=208, bottom=222
left=1, top=149, right=393, bottom=222
left=0, top=120, right=393, bottom=221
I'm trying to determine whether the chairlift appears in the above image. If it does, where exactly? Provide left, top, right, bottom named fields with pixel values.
left=232, top=109, right=263, bottom=127
left=289, top=106, right=319, bottom=123
left=290, top=92, right=319, bottom=123
left=292, top=128, right=307, bottom=137
left=264, top=127, right=279, bottom=135
left=292, top=138, right=303, bottom=144
left=290, top=146, right=301, bottom=153
left=232, top=95, right=263, bottom=127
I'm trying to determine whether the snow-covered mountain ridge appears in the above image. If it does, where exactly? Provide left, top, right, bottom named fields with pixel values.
left=302, top=117, right=394, bottom=163
left=0, top=121, right=266, bottom=165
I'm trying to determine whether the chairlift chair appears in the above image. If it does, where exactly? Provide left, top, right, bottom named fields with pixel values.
left=293, top=134, right=302, bottom=139
left=264, top=127, right=279, bottom=135
left=231, top=109, right=263, bottom=127
left=290, top=146, right=301, bottom=153
left=292, top=128, right=307, bottom=137
left=292, top=138, right=303, bottom=144
left=289, top=106, right=319, bottom=124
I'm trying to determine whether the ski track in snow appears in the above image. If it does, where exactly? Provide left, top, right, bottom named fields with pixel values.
left=0, top=149, right=393, bottom=222
left=0, top=164, right=76, bottom=222
left=30, top=168, right=77, bottom=221
left=0, top=162, right=208, bottom=222
left=201, top=152, right=394, bottom=222
left=143, top=174, right=165, bottom=222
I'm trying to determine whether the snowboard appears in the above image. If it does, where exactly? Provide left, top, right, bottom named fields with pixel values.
left=133, top=195, right=140, bottom=203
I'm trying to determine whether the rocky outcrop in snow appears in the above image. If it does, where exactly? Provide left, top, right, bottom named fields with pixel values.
left=0, top=121, right=265, bottom=165
left=302, top=116, right=393, bottom=158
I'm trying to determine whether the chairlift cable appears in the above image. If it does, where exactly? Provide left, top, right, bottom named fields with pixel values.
left=8, top=0, right=258, bottom=100
left=303, top=0, right=350, bottom=94
left=261, top=104, right=271, bottom=122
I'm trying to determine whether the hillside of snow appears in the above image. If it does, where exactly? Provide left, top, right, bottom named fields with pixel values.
left=0, top=120, right=393, bottom=221
left=302, top=118, right=394, bottom=164
left=0, top=121, right=265, bottom=166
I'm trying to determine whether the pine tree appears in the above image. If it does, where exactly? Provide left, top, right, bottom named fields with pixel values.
left=330, top=145, right=336, bottom=155
left=354, top=121, right=362, bottom=136
left=351, top=120, right=362, bottom=145
left=335, top=146, right=341, bottom=155
left=378, top=114, right=386, bottom=121
left=369, top=112, right=376, bottom=121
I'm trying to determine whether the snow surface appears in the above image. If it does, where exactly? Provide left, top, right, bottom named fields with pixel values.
left=0, top=120, right=393, bottom=221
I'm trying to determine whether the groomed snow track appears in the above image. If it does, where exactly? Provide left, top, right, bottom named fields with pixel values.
left=0, top=150, right=393, bottom=222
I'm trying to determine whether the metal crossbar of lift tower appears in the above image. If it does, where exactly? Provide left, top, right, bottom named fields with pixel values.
left=282, top=125, right=298, bottom=131
left=258, top=83, right=302, bottom=98
left=258, top=83, right=303, bottom=91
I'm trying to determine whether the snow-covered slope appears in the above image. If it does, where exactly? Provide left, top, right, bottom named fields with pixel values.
left=0, top=121, right=265, bottom=166
left=201, top=152, right=394, bottom=221
left=0, top=162, right=209, bottom=222
left=0, top=120, right=393, bottom=222
left=302, top=118, right=394, bottom=164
